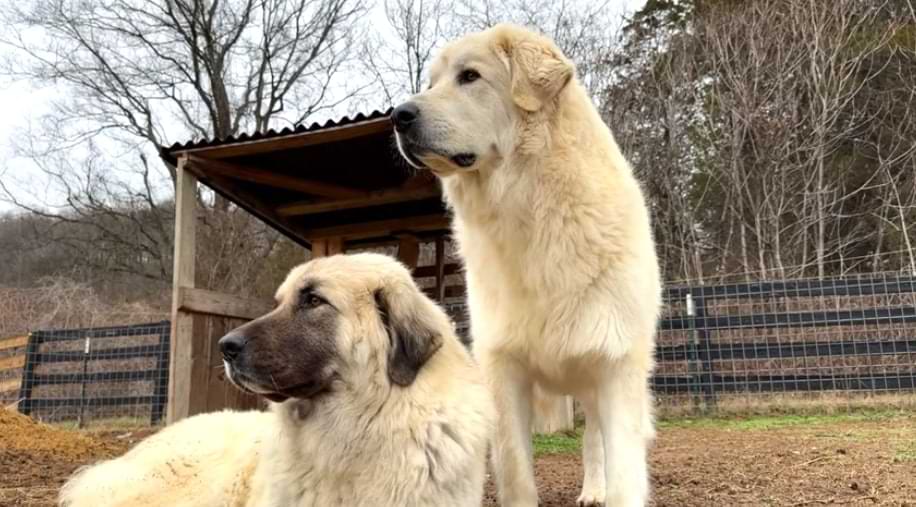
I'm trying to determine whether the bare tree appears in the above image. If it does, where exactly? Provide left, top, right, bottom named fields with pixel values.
left=361, top=0, right=628, bottom=106
left=360, top=0, right=454, bottom=104
left=782, top=0, right=897, bottom=277
left=605, top=0, right=914, bottom=282
left=454, top=0, right=623, bottom=95
left=0, top=0, right=367, bottom=292
left=2, top=0, right=367, bottom=183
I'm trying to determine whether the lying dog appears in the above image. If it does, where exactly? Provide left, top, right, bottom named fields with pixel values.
left=59, top=253, right=495, bottom=507
left=393, top=24, right=661, bottom=507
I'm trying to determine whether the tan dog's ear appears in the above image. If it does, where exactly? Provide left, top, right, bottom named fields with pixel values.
left=498, top=27, right=574, bottom=112
left=374, top=285, right=443, bottom=387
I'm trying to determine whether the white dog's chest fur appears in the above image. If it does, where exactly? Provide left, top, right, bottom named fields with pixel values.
left=442, top=134, right=660, bottom=389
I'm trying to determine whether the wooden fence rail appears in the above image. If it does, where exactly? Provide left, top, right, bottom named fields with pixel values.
left=0, top=335, right=27, bottom=397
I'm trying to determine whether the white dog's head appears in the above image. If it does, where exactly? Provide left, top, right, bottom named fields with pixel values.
left=218, top=253, right=450, bottom=403
left=392, top=24, right=574, bottom=176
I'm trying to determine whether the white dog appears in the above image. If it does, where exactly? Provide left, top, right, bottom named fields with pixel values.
left=59, top=253, right=495, bottom=507
left=392, top=24, right=661, bottom=507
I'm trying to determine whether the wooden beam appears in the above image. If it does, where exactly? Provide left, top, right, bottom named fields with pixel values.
left=175, top=117, right=391, bottom=159
left=414, top=262, right=461, bottom=278
left=0, top=377, right=21, bottom=393
left=0, top=335, right=28, bottom=352
left=178, top=287, right=274, bottom=320
left=422, top=285, right=466, bottom=300
left=397, top=235, right=420, bottom=269
left=0, top=354, right=25, bottom=372
left=168, top=157, right=209, bottom=424
left=532, top=387, right=575, bottom=434
left=422, top=284, right=466, bottom=299
left=311, top=237, right=344, bottom=258
left=311, top=238, right=328, bottom=257
left=302, top=214, right=449, bottom=241
left=188, top=155, right=365, bottom=199
left=277, top=184, right=440, bottom=216
left=187, top=165, right=310, bottom=249
left=435, top=237, right=446, bottom=303
left=327, top=237, right=344, bottom=255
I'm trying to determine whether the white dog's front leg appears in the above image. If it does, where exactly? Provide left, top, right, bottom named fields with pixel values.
left=484, top=354, right=538, bottom=507
left=577, top=392, right=606, bottom=506
left=595, top=364, right=652, bottom=507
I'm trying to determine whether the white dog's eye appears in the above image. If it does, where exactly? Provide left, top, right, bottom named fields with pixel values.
left=457, top=69, right=480, bottom=84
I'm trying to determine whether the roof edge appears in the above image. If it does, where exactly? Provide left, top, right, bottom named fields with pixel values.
left=159, top=108, right=394, bottom=165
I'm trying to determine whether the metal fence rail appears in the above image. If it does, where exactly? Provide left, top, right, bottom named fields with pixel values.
left=16, top=321, right=170, bottom=426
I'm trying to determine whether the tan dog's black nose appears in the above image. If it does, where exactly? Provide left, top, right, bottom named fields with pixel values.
left=219, top=332, right=247, bottom=362
left=391, top=103, right=419, bottom=133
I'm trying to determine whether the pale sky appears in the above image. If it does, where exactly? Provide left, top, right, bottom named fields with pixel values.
left=0, top=0, right=645, bottom=212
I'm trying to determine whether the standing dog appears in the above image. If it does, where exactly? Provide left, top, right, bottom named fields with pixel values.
left=392, top=24, right=661, bottom=507
left=59, top=254, right=495, bottom=507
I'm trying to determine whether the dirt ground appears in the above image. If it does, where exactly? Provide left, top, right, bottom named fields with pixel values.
left=2, top=409, right=914, bottom=506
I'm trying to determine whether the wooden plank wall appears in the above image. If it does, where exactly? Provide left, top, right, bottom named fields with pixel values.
left=167, top=158, right=266, bottom=424
left=0, top=335, right=27, bottom=398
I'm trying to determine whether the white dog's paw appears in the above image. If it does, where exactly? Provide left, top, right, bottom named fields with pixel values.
left=576, top=491, right=606, bottom=507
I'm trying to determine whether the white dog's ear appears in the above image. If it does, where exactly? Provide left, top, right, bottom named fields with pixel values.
left=375, top=286, right=443, bottom=387
left=498, top=27, right=574, bottom=112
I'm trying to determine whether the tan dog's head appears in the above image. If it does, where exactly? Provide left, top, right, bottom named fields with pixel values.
left=392, top=24, right=574, bottom=175
left=218, top=253, right=446, bottom=403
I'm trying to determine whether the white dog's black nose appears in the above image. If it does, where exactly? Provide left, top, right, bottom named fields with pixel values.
left=219, top=332, right=247, bottom=362
left=391, top=103, right=419, bottom=133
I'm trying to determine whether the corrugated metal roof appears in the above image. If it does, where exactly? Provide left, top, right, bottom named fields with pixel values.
left=162, top=108, right=393, bottom=154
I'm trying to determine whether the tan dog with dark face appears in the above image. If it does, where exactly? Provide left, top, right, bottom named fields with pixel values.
left=59, top=253, right=495, bottom=507
left=393, top=24, right=661, bottom=507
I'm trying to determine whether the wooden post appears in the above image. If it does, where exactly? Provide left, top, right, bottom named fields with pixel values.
left=17, top=332, right=39, bottom=416
left=396, top=235, right=420, bottom=269
left=311, top=236, right=343, bottom=258
left=435, top=236, right=446, bottom=303
left=311, top=239, right=327, bottom=258
left=167, top=157, right=208, bottom=424
left=150, top=325, right=170, bottom=425
left=532, top=387, right=575, bottom=434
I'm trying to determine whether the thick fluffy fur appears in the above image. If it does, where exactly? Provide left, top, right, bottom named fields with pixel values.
left=394, top=25, right=661, bottom=507
left=59, top=254, right=495, bottom=507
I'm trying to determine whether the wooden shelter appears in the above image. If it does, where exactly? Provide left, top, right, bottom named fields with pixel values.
left=160, top=109, right=573, bottom=431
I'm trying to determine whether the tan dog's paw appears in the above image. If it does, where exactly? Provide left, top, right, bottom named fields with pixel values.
left=576, top=491, right=606, bottom=507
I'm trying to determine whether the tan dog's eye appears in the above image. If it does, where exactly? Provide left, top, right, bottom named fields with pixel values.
left=457, top=69, right=480, bottom=84
left=306, top=295, right=324, bottom=308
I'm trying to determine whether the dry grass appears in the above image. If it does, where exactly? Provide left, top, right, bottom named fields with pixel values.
left=0, top=277, right=167, bottom=338
left=655, top=391, right=916, bottom=418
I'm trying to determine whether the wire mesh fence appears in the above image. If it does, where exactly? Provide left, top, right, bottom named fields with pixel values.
left=442, top=271, right=916, bottom=416
left=654, top=272, right=916, bottom=416
left=2, top=271, right=915, bottom=427
left=0, top=322, right=170, bottom=428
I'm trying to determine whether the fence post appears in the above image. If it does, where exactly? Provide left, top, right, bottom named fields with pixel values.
left=150, top=323, right=170, bottom=425
left=694, top=293, right=717, bottom=411
left=17, top=332, right=40, bottom=416
left=685, top=293, right=701, bottom=411
left=77, top=336, right=91, bottom=428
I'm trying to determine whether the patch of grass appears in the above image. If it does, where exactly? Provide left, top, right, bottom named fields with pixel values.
left=894, top=441, right=916, bottom=462
left=528, top=410, right=913, bottom=456
left=658, top=409, right=911, bottom=431
left=51, top=416, right=149, bottom=432
left=533, top=429, right=583, bottom=456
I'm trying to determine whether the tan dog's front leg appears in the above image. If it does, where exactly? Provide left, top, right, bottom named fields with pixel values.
left=596, top=364, right=652, bottom=507
left=484, top=354, right=538, bottom=507
left=577, top=392, right=606, bottom=506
